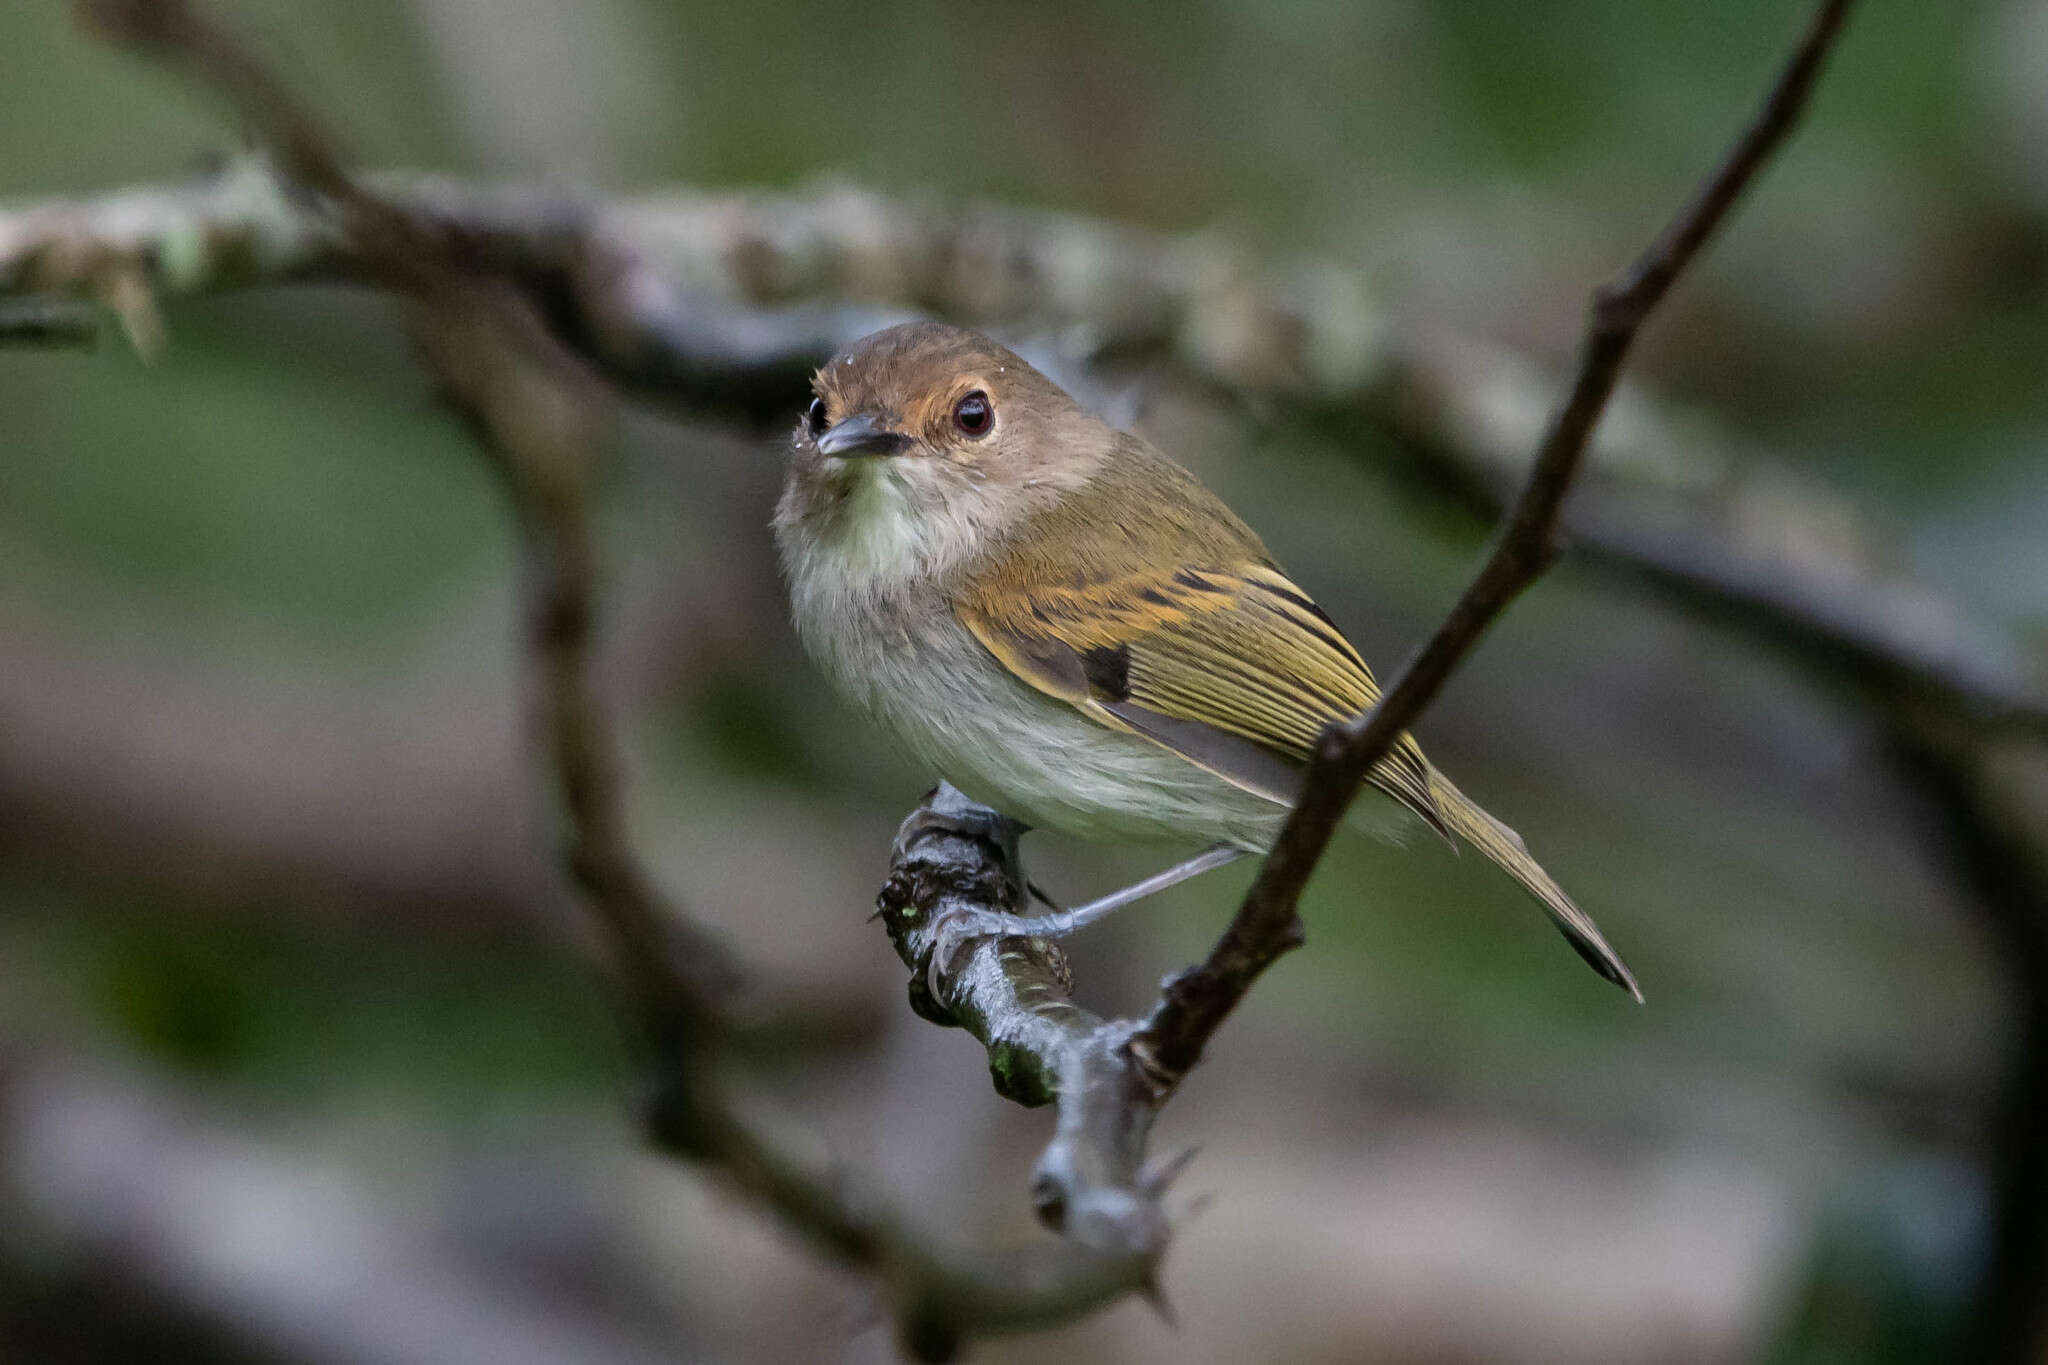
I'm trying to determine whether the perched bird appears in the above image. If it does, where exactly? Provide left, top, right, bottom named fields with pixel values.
left=775, top=321, right=1638, bottom=999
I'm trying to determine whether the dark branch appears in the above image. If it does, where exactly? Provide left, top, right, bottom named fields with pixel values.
left=72, top=1, right=1169, bottom=1354
left=0, top=297, right=97, bottom=348
left=1131, top=0, right=1861, bottom=1084
left=880, top=785, right=1173, bottom=1256
left=1885, top=726, right=2048, bottom=1364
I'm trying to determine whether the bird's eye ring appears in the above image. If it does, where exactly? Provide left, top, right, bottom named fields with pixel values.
left=953, top=391, right=993, bottom=438
left=805, top=396, right=829, bottom=438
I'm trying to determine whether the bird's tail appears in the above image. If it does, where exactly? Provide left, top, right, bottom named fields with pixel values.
left=1426, top=769, right=1642, bottom=1002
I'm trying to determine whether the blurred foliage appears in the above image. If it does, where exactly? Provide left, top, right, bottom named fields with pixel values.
left=1764, top=1161, right=1980, bottom=1365
left=1, top=872, right=623, bottom=1111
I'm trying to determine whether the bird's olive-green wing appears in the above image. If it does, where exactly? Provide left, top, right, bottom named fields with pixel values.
left=958, top=554, right=1446, bottom=834
left=952, top=438, right=1644, bottom=997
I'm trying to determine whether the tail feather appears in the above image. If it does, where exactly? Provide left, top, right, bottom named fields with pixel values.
left=1426, top=770, right=1642, bottom=1002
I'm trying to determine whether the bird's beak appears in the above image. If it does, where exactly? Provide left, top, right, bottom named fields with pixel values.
left=816, top=413, right=911, bottom=458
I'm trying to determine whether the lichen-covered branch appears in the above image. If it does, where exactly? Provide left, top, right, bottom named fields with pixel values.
left=6, top=160, right=2035, bottom=745
left=879, top=785, right=1175, bottom=1259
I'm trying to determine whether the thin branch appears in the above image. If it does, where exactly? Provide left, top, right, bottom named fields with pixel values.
left=407, top=284, right=737, bottom=1033
left=1132, top=0, right=1861, bottom=1084
left=76, top=0, right=429, bottom=287
left=420, top=289, right=1161, bottom=1346
left=71, top=1, right=1171, bottom=1354
left=75, top=0, right=701, bottom=1035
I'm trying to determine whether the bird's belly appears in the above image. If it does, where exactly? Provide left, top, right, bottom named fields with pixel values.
left=907, top=690, right=1284, bottom=848
left=801, top=598, right=1283, bottom=848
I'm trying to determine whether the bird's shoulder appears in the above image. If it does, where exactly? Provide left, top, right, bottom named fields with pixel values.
left=963, top=431, right=1269, bottom=610
left=954, top=431, right=1373, bottom=736
left=952, top=431, right=1446, bottom=823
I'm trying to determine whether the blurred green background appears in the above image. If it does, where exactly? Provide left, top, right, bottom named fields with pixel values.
left=3, top=1, right=2045, bottom=1361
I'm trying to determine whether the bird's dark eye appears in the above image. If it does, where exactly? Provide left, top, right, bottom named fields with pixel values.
left=953, top=391, right=992, bottom=438
left=805, top=397, right=831, bottom=438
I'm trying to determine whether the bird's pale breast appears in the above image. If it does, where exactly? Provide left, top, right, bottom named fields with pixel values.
left=785, top=522, right=1283, bottom=849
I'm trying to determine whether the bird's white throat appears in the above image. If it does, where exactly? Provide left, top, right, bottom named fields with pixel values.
left=818, top=457, right=932, bottom=582
left=786, top=455, right=995, bottom=607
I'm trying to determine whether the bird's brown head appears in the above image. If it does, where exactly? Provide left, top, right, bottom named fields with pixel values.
left=777, top=322, right=1111, bottom=590
left=798, top=322, right=1090, bottom=467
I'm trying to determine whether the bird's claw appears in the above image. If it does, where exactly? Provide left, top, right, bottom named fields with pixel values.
left=925, top=907, right=1046, bottom=1001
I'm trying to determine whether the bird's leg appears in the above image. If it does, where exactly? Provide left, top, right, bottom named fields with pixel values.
left=1039, top=845, right=1249, bottom=935
left=931, top=843, right=1248, bottom=972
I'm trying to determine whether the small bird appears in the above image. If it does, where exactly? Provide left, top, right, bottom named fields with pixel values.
left=775, top=321, right=1639, bottom=999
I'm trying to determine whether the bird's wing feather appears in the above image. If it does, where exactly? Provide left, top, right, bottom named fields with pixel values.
left=953, top=435, right=1637, bottom=998
left=958, top=554, right=1446, bottom=833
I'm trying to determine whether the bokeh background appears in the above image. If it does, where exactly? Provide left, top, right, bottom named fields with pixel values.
left=4, top=0, right=2047, bottom=1361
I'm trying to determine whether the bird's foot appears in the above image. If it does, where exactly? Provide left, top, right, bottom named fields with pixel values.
left=927, top=906, right=1075, bottom=996
left=925, top=843, right=1249, bottom=988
